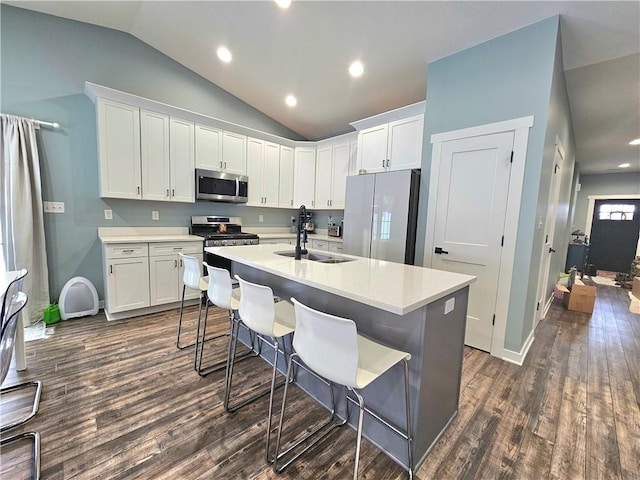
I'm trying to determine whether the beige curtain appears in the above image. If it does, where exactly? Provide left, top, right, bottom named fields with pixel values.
left=0, top=114, right=50, bottom=325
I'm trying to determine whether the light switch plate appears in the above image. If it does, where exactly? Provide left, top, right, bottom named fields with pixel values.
left=444, top=298, right=455, bottom=315
left=152, top=211, right=159, bottom=220
left=259, top=215, right=264, bottom=223
left=43, top=201, right=65, bottom=213
left=104, top=209, right=113, bottom=220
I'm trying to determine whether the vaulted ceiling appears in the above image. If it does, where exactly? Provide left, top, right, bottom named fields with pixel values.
left=7, top=1, right=640, bottom=174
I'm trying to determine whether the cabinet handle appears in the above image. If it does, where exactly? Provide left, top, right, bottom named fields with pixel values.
left=109, top=265, right=113, bottom=274
left=137, top=186, right=140, bottom=194
left=224, top=162, right=227, bottom=170
left=220, top=161, right=223, bottom=169
left=172, top=189, right=175, bottom=197
left=179, top=259, right=183, bottom=267
left=173, top=247, right=182, bottom=250
left=386, top=159, right=390, bottom=168
left=174, top=259, right=178, bottom=268
left=312, top=200, right=314, bottom=207
left=166, top=189, right=170, bottom=197
left=290, top=199, right=293, bottom=206
left=123, top=249, right=134, bottom=253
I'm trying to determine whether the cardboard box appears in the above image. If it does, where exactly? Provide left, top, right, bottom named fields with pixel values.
left=556, top=279, right=597, bottom=314
left=633, top=277, right=640, bottom=299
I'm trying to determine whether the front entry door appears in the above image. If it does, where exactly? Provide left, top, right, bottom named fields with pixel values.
left=431, top=131, right=514, bottom=352
left=589, top=199, right=640, bottom=273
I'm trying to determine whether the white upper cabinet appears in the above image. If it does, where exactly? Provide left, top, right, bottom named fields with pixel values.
left=247, top=138, right=281, bottom=207
left=222, top=131, right=247, bottom=175
left=358, top=124, right=389, bottom=174
left=169, top=118, right=195, bottom=203
left=357, top=114, right=424, bottom=173
left=195, top=124, right=222, bottom=171
left=140, top=110, right=171, bottom=202
left=314, top=139, right=351, bottom=210
left=314, top=144, right=333, bottom=208
left=278, top=146, right=295, bottom=208
left=294, top=147, right=316, bottom=208
left=97, top=98, right=142, bottom=199
left=263, top=141, right=280, bottom=207
left=140, top=112, right=194, bottom=203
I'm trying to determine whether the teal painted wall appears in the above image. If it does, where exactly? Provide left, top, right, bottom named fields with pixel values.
left=416, top=17, right=562, bottom=352
left=574, top=172, right=640, bottom=232
left=0, top=5, right=337, bottom=300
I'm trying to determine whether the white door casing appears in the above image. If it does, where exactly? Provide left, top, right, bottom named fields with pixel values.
left=425, top=116, right=534, bottom=364
left=430, top=132, right=514, bottom=352
left=535, top=140, right=564, bottom=325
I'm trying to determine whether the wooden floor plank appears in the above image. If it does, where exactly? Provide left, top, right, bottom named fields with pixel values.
left=1, top=285, right=638, bottom=479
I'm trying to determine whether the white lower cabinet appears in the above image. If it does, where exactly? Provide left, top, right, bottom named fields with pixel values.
left=310, top=239, right=329, bottom=251
left=104, top=244, right=150, bottom=313
left=103, top=240, right=202, bottom=318
left=260, top=238, right=295, bottom=246
left=328, top=242, right=343, bottom=254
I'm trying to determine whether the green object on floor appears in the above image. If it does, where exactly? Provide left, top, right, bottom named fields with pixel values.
left=43, top=303, right=60, bottom=325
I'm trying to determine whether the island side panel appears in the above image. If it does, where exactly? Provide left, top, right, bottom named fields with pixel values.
left=415, top=285, right=469, bottom=466
left=232, top=261, right=467, bottom=470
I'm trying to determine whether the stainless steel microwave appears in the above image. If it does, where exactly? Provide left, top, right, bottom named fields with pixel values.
left=195, top=169, right=248, bottom=203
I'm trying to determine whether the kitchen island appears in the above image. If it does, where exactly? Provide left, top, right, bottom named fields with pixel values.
left=206, top=244, right=475, bottom=471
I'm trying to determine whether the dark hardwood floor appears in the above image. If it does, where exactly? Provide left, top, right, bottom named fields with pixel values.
left=1, top=285, right=639, bottom=479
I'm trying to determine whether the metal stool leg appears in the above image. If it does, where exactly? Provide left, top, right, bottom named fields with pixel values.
left=0, top=381, right=42, bottom=432
left=403, top=358, right=414, bottom=479
left=0, top=431, right=40, bottom=480
left=272, top=353, right=347, bottom=472
left=194, top=303, right=258, bottom=376
left=224, top=323, right=286, bottom=413
left=350, top=389, right=366, bottom=480
left=176, top=287, right=204, bottom=350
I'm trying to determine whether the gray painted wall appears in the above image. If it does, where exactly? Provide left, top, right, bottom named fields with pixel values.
left=534, top=26, right=576, bottom=348
left=574, top=172, right=640, bottom=233
left=1, top=5, right=337, bottom=300
left=416, top=16, right=562, bottom=352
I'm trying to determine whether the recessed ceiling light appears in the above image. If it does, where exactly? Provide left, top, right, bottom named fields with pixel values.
left=285, top=95, right=297, bottom=107
left=619, top=163, right=631, bottom=168
left=629, top=138, right=640, bottom=145
left=274, top=0, right=292, bottom=8
left=349, top=61, right=364, bottom=78
left=216, top=46, right=232, bottom=63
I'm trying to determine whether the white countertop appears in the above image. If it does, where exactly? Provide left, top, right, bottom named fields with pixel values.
left=98, top=227, right=202, bottom=244
left=206, top=244, right=475, bottom=315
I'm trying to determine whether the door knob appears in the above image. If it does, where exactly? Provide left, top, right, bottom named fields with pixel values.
left=434, top=247, right=449, bottom=255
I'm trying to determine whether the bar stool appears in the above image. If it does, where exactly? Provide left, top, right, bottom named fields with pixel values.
left=273, top=298, right=414, bottom=479
left=224, top=274, right=295, bottom=464
left=175, top=254, right=208, bottom=350
left=0, top=291, right=41, bottom=480
left=194, top=264, right=259, bottom=376
left=0, top=268, right=27, bottom=330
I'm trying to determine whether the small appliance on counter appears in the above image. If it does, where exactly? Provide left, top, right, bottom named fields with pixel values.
left=302, top=211, right=315, bottom=233
left=328, top=221, right=342, bottom=237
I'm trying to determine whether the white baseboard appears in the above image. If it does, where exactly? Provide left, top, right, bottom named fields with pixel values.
left=500, top=330, right=535, bottom=366
left=104, top=299, right=199, bottom=321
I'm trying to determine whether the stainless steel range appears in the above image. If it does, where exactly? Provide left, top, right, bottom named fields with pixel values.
left=190, top=216, right=259, bottom=272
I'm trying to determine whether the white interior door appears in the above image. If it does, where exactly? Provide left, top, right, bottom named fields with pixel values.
left=535, top=144, right=563, bottom=325
left=431, top=131, right=514, bottom=352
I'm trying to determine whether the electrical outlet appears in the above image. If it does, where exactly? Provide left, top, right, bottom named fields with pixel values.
left=445, top=298, right=455, bottom=315
left=259, top=214, right=264, bottom=223
left=104, top=209, right=113, bottom=220
left=152, top=210, right=159, bottom=220
left=43, top=201, right=65, bottom=213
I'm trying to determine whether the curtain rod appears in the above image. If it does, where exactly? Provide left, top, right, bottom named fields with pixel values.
left=1, top=113, right=60, bottom=129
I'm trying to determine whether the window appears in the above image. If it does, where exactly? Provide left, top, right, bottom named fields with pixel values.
left=598, top=204, right=635, bottom=221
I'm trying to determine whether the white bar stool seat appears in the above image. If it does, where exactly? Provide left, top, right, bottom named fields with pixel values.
left=194, top=264, right=256, bottom=376
left=273, top=298, right=414, bottom=479
left=175, top=254, right=208, bottom=351
left=224, top=274, right=296, bottom=465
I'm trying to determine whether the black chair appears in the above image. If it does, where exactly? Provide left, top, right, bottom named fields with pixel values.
left=0, top=268, right=27, bottom=332
left=0, top=291, right=41, bottom=480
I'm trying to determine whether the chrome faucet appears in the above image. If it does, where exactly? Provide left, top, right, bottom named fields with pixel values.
left=295, top=205, right=309, bottom=260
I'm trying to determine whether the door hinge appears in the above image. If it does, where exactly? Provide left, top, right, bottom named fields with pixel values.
left=501, top=235, right=504, bottom=246
left=510, top=151, right=514, bottom=163
left=492, top=314, right=496, bottom=326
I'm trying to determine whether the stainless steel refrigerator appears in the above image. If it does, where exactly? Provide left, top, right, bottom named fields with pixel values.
left=343, top=169, right=420, bottom=264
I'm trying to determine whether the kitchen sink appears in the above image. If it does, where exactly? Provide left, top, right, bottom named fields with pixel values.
left=274, top=250, right=355, bottom=264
